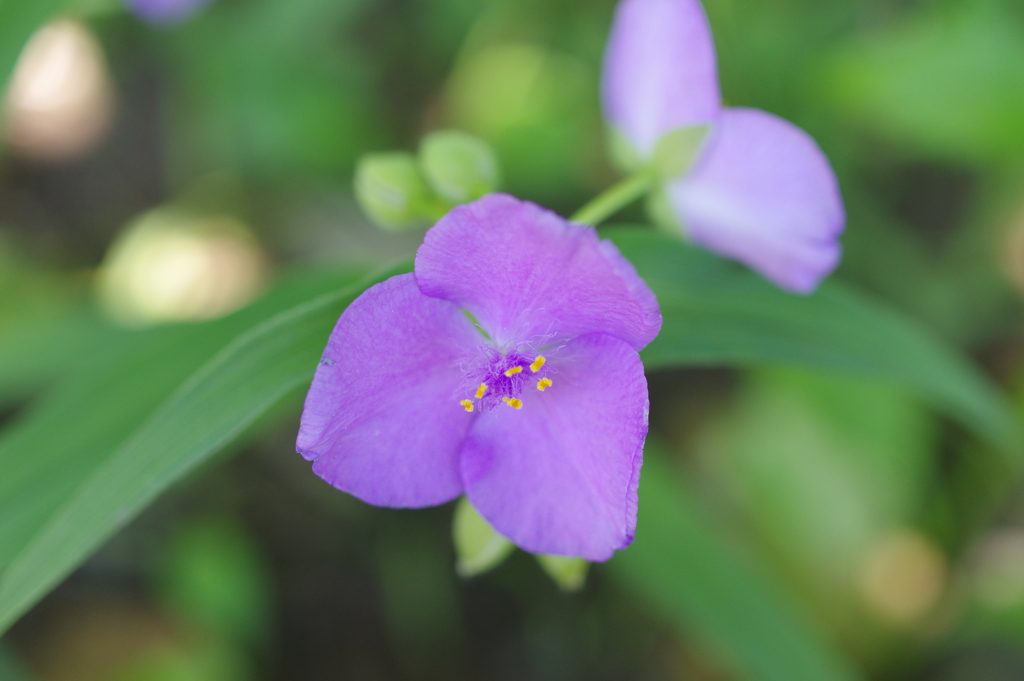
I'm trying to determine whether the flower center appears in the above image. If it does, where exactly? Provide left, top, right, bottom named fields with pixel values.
left=458, top=349, right=552, bottom=413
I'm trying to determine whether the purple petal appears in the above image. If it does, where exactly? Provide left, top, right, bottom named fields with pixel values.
left=415, top=194, right=662, bottom=351
left=602, top=0, right=721, bottom=159
left=297, top=274, right=481, bottom=507
left=125, top=0, right=214, bottom=24
left=669, top=107, right=845, bottom=293
left=460, top=333, right=648, bottom=561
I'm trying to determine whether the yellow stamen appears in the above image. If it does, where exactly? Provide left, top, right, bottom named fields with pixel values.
left=536, top=378, right=553, bottom=392
left=529, top=356, right=546, bottom=372
left=502, top=397, right=523, bottom=409
left=504, top=366, right=523, bottom=377
left=475, top=383, right=488, bottom=398
left=459, top=400, right=474, bottom=412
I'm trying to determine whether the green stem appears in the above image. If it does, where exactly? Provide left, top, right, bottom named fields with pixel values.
left=570, top=171, right=657, bottom=226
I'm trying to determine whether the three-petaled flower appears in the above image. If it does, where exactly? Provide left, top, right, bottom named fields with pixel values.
left=297, top=194, right=662, bottom=561
left=602, top=0, right=846, bottom=293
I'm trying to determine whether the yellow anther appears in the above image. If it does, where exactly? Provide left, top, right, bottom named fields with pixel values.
left=536, top=378, right=553, bottom=392
left=504, top=366, right=523, bottom=377
left=459, top=400, right=474, bottom=412
left=502, top=397, right=523, bottom=409
left=475, top=383, right=488, bottom=399
left=530, top=356, right=546, bottom=372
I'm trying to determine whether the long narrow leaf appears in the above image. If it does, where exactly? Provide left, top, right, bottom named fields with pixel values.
left=0, top=265, right=408, bottom=633
left=609, top=228, right=1021, bottom=458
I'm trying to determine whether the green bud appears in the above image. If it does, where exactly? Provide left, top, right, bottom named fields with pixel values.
left=652, top=124, right=710, bottom=178
left=535, top=554, right=589, bottom=592
left=354, top=151, right=434, bottom=230
left=419, top=130, right=500, bottom=204
left=452, top=496, right=514, bottom=577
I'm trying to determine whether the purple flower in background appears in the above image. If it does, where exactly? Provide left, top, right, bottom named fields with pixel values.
left=126, top=0, right=214, bottom=25
left=297, top=194, right=661, bottom=560
left=602, top=0, right=845, bottom=293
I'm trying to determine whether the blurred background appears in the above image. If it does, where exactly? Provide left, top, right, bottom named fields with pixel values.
left=2, top=0, right=1024, bottom=679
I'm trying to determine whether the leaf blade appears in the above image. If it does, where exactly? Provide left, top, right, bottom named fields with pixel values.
left=0, top=264, right=410, bottom=633
left=609, top=228, right=1021, bottom=457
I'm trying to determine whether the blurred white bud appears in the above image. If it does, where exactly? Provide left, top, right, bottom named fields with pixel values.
left=3, top=19, right=115, bottom=162
left=97, top=209, right=267, bottom=327
left=858, top=530, right=947, bottom=626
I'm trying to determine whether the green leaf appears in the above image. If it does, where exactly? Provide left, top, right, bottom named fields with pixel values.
left=0, top=264, right=410, bottom=634
left=0, top=240, right=109, bottom=403
left=610, top=447, right=864, bottom=681
left=0, top=0, right=61, bottom=93
left=607, top=228, right=1022, bottom=458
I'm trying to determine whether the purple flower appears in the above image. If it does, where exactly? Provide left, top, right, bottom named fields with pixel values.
left=126, top=0, right=214, bottom=25
left=602, top=0, right=845, bottom=293
left=297, top=194, right=661, bottom=560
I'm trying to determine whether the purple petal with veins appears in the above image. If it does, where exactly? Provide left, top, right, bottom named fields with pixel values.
left=297, top=274, right=478, bottom=507
left=415, top=193, right=662, bottom=351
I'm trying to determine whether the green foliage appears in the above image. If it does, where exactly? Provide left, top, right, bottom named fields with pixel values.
left=0, top=241, right=108, bottom=404
left=824, top=2, right=1024, bottom=164
left=702, top=368, right=939, bottom=644
left=611, top=446, right=863, bottom=681
left=158, top=518, right=272, bottom=643
left=0, top=264, right=409, bottom=634
left=0, top=643, right=32, bottom=681
left=609, top=227, right=1022, bottom=458
left=0, top=0, right=61, bottom=93
left=163, top=0, right=379, bottom=176
left=2, top=0, right=1023, bottom=677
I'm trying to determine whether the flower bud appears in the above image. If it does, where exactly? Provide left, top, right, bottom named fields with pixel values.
left=419, top=130, right=500, bottom=204
left=354, top=152, right=434, bottom=230
left=535, top=554, right=589, bottom=592
left=452, top=496, right=514, bottom=577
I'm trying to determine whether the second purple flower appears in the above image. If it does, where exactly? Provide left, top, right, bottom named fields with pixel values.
left=602, top=0, right=845, bottom=294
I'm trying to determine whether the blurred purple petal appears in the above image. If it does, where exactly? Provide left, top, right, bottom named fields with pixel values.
left=415, top=193, right=662, bottom=351
left=602, top=0, right=721, bottom=158
left=669, top=108, right=845, bottom=293
left=126, top=0, right=214, bottom=25
left=460, top=333, right=648, bottom=561
left=297, top=274, right=480, bottom=507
